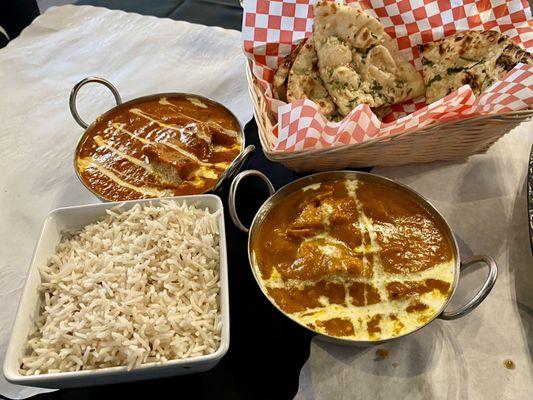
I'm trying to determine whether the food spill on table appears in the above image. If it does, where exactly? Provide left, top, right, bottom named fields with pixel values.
left=375, top=349, right=389, bottom=360
left=503, top=359, right=516, bottom=370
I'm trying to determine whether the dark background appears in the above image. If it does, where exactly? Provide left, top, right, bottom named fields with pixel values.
left=0, top=1, right=314, bottom=399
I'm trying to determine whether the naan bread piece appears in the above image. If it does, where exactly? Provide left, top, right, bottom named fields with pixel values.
left=420, top=30, right=533, bottom=104
left=287, top=37, right=339, bottom=120
left=313, top=1, right=425, bottom=116
left=273, top=41, right=305, bottom=102
left=495, top=41, right=533, bottom=76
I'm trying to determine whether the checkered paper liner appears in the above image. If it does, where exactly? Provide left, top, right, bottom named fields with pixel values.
left=242, top=0, right=533, bottom=152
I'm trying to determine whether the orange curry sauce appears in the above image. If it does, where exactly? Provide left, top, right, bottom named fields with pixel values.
left=253, top=179, right=454, bottom=339
left=76, top=95, right=241, bottom=201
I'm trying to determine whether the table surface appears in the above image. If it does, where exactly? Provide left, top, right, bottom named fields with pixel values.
left=29, top=1, right=313, bottom=400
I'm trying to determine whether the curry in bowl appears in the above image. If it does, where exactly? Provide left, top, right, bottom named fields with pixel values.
left=73, top=84, right=243, bottom=201
left=251, top=177, right=456, bottom=341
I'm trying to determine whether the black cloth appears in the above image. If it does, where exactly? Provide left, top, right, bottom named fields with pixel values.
left=31, top=1, right=312, bottom=400
left=0, top=0, right=39, bottom=40
left=0, top=31, right=8, bottom=49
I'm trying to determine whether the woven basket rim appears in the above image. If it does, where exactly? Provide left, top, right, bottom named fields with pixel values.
left=267, top=109, right=533, bottom=156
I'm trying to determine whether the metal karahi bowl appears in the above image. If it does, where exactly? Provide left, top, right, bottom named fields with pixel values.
left=69, top=76, right=254, bottom=202
left=228, top=170, right=498, bottom=346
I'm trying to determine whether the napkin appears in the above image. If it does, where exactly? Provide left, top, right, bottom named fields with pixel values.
left=295, top=120, right=533, bottom=400
left=0, top=5, right=252, bottom=398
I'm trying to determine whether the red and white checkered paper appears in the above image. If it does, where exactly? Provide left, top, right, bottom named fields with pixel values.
left=242, top=0, right=533, bottom=152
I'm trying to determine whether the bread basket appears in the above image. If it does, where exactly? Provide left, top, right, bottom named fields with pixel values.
left=247, top=61, right=533, bottom=171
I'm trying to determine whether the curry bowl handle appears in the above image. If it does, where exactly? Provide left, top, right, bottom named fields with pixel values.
left=439, top=255, right=498, bottom=320
left=69, top=77, right=122, bottom=129
left=212, top=145, right=255, bottom=193
left=228, top=169, right=275, bottom=233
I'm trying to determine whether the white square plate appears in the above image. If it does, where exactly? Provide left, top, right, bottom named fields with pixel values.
left=3, top=195, right=230, bottom=388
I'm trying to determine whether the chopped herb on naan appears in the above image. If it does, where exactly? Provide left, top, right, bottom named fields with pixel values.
left=419, top=30, right=533, bottom=103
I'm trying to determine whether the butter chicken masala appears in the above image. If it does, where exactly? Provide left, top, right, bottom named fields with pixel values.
left=253, top=178, right=455, bottom=340
left=76, top=95, right=241, bottom=201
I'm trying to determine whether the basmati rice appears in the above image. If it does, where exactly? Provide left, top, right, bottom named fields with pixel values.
left=20, top=200, right=221, bottom=375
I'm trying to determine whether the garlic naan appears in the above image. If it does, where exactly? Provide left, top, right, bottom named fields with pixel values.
left=273, top=41, right=305, bottom=102
left=313, top=1, right=424, bottom=116
left=420, top=30, right=533, bottom=104
left=286, top=37, right=339, bottom=120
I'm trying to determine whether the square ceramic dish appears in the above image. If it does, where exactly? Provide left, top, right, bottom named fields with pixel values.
left=3, top=195, right=229, bottom=388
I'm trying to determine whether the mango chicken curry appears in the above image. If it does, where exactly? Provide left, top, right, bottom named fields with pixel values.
left=252, top=179, right=455, bottom=340
left=76, top=95, right=241, bottom=201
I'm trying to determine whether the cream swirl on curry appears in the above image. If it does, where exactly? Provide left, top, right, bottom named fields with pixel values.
left=76, top=96, right=241, bottom=201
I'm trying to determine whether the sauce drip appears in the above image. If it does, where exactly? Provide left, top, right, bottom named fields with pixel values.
left=375, top=349, right=389, bottom=360
left=503, top=359, right=515, bottom=370
left=76, top=96, right=241, bottom=200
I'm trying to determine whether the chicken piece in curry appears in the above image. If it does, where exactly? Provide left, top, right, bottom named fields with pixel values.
left=252, top=179, right=455, bottom=340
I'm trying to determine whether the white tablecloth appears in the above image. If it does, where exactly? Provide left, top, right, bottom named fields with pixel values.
left=296, top=120, right=533, bottom=400
left=0, top=5, right=252, bottom=398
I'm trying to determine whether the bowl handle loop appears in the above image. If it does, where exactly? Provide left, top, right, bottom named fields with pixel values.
left=212, top=145, right=255, bottom=193
left=439, top=255, right=498, bottom=320
left=69, top=77, right=122, bottom=129
left=228, top=169, right=275, bottom=233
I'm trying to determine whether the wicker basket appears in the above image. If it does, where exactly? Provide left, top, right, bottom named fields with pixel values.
left=246, top=61, right=533, bottom=172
